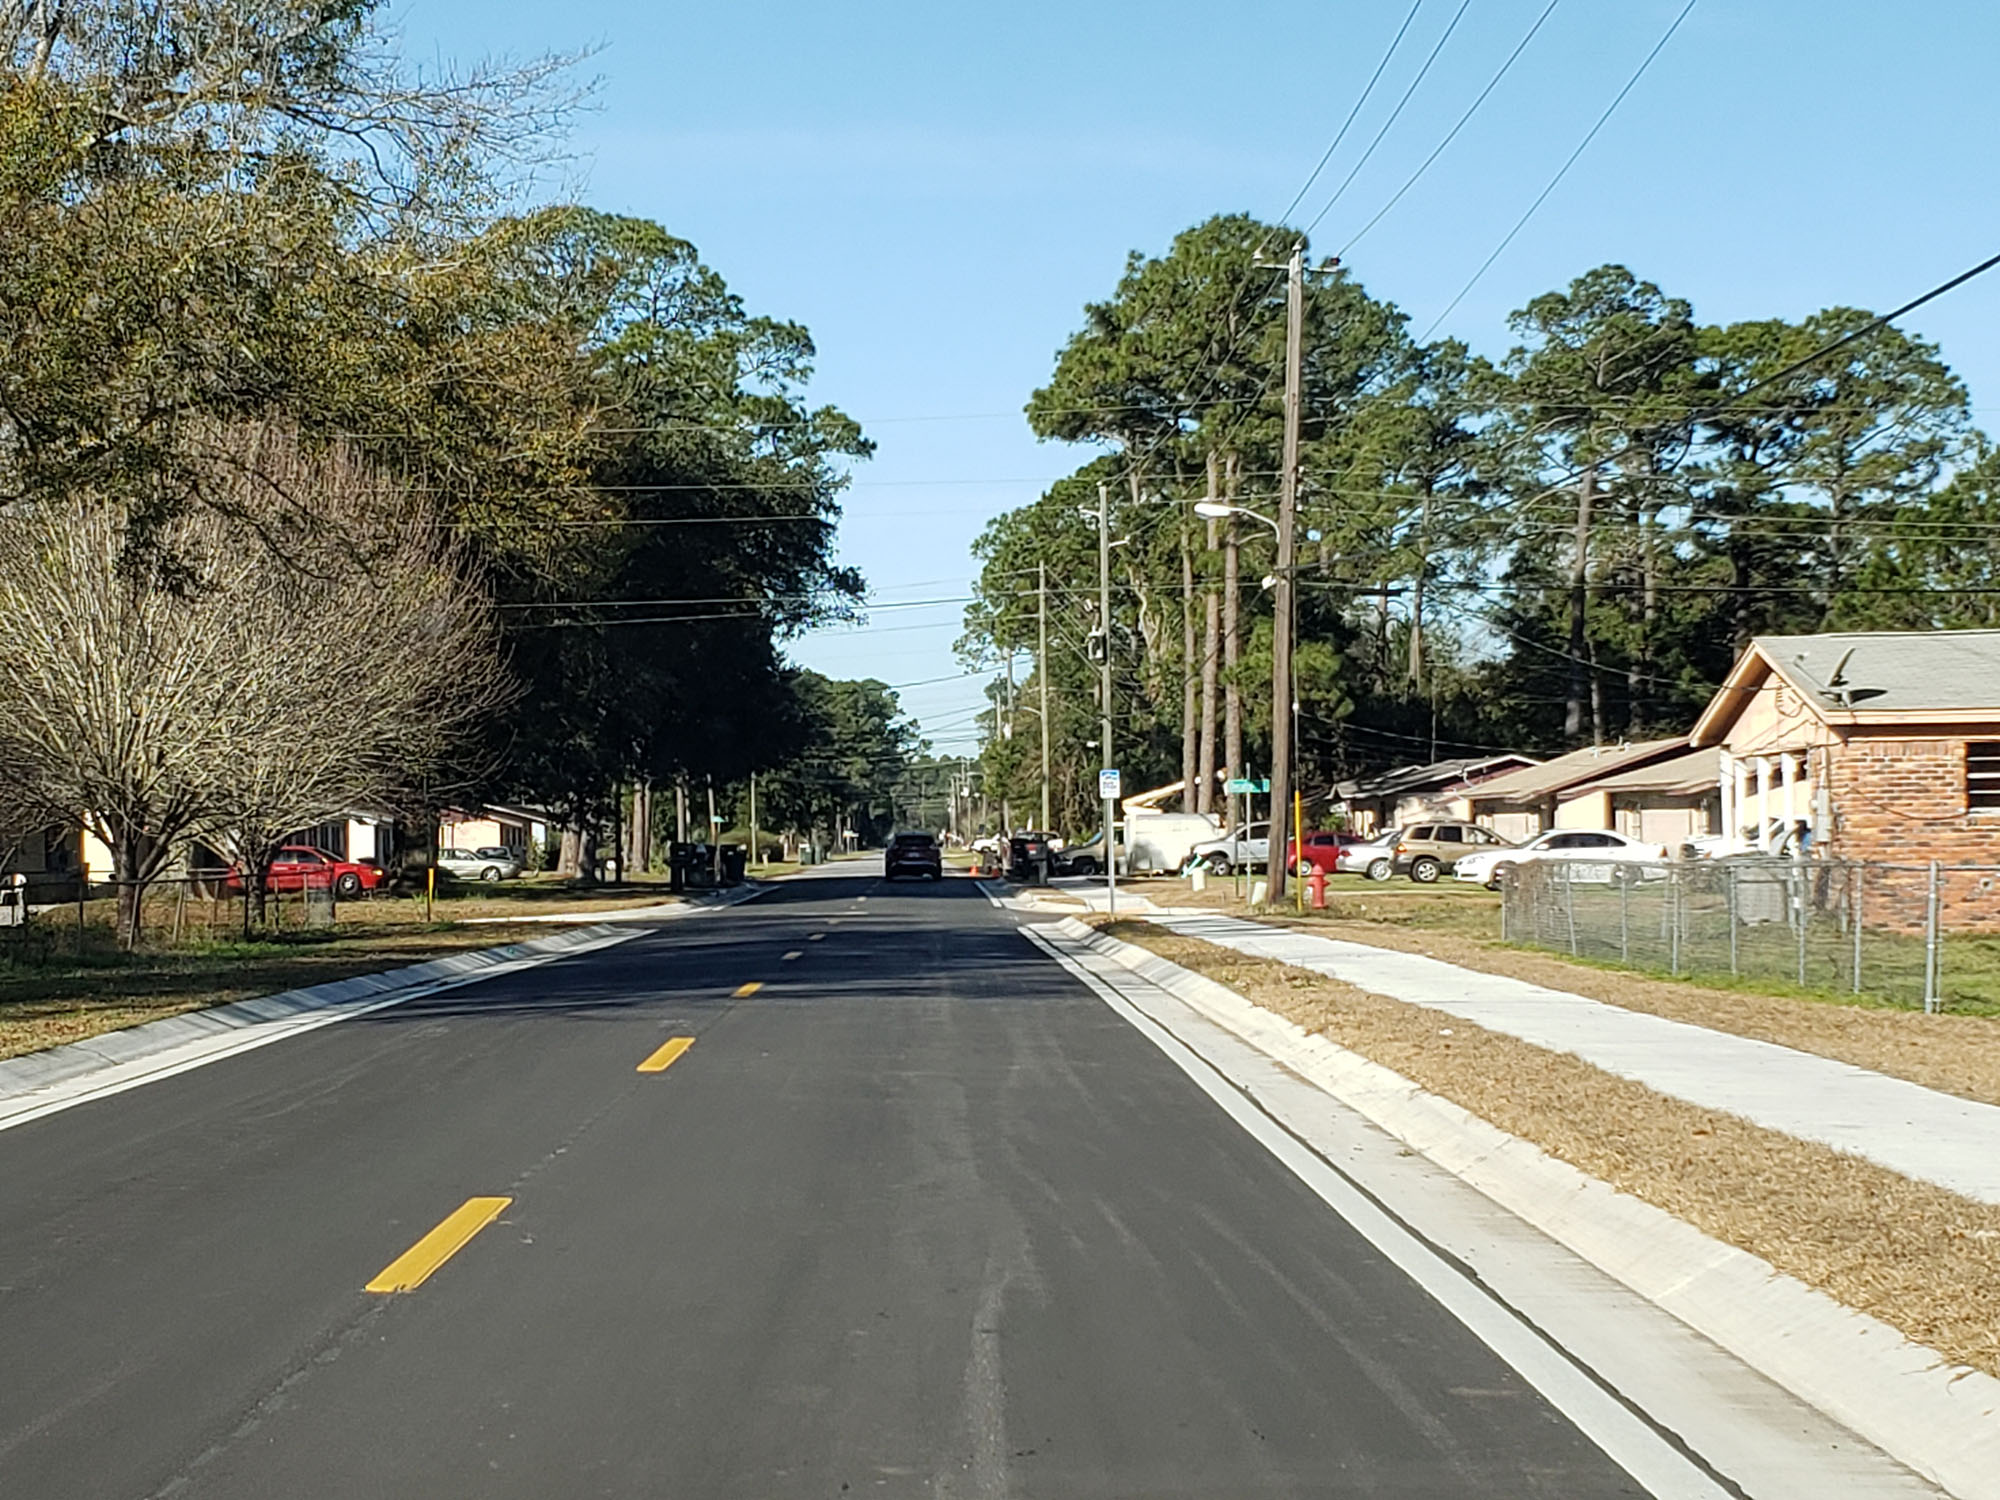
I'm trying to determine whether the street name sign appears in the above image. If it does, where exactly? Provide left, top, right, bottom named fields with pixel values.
left=1098, top=768, right=1122, bottom=801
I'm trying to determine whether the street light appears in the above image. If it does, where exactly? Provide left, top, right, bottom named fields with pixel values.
left=1192, top=497, right=1301, bottom=901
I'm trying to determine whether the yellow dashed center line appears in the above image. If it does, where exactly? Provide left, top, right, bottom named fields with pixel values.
left=636, top=1036, right=695, bottom=1073
left=808, top=933, right=826, bottom=942
left=733, top=981, right=763, bottom=998
left=366, top=1196, right=512, bottom=1294
left=782, top=950, right=803, bottom=961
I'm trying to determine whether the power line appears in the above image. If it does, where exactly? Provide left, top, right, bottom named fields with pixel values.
left=1338, top=0, right=1565, bottom=258
left=1302, top=0, right=1476, bottom=237
left=1420, top=0, right=1697, bottom=339
left=1272, top=0, right=1428, bottom=228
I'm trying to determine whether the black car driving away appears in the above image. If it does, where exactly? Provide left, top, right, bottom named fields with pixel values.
left=884, top=831, right=944, bottom=880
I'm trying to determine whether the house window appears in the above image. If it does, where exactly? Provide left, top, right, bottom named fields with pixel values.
left=1970, top=743, right=2000, bottom=813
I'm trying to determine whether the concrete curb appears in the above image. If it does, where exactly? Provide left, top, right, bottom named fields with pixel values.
left=1054, top=915, right=2000, bottom=1500
left=0, top=882, right=764, bottom=1129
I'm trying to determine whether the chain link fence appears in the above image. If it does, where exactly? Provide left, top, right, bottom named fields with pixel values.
left=1499, top=857, right=2000, bottom=1013
left=0, top=869, right=352, bottom=960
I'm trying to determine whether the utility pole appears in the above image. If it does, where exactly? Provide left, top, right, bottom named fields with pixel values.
left=1099, top=481, right=1116, bottom=914
left=1268, top=242, right=1304, bottom=905
left=749, top=773, right=759, bottom=867
left=1002, top=652, right=1014, bottom=834
left=1038, top=560, right=1051, bottom=833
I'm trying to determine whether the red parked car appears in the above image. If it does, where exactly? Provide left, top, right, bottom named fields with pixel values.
left=224, top=845, right=385, bottom=899
left=1287, top=830, right=1364, bottom=875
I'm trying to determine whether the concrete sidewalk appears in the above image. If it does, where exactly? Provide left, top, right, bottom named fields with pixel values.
left=1145, top=908, right=2000, bottom=1207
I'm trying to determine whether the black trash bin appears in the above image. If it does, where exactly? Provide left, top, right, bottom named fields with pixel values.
left=667, top=841, right=695, bottom=893
left=720, top=844, right=748, bottom=885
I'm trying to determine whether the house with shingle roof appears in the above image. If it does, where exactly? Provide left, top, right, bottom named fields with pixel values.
left=1687, top=629, right=2000, bottom=927
left=1462, top=737, right=1697, bottom=843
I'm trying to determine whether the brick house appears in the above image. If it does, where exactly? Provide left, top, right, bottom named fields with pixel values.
left=1688, top=630, right=2000, bottom=930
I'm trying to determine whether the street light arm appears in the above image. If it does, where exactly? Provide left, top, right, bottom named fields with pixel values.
left=1191, top=500, right=1280, bottom=539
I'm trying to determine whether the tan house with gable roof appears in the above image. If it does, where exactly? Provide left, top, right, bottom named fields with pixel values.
left=1689, top=629, right=2000, bottom=929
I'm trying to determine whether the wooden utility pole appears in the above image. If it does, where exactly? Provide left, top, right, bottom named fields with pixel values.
left=1566, top=465, right=1596, bottom=745
left=749, top=773, right=759, bottom=867
left=1038, top=561, right=1051, bottom=833
left=1268, top=244, right=1304, bottom=904
left=1197, top=452, right=1220, bottom=817
left=1098, top=480, right=1116, bottom=914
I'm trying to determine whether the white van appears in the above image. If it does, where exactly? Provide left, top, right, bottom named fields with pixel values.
left=1122, top=812, right=1223, bottom=874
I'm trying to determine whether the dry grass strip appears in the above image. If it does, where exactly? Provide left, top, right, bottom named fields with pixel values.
left=1140, top=879, right=2000, bottom=1110
left=1097, top=917, right=2000, bottom=1379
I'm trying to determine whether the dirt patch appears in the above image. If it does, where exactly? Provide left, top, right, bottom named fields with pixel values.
left=1096, top=916, right=2000, bottom=1380
left=1132, top=877, right=2000, bottom=1110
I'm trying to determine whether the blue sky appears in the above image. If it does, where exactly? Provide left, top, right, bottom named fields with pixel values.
left=395, top=0, right=2000, bottom=757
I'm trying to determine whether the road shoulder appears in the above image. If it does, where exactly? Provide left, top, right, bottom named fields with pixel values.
left=1034, top=915, right=1996, bottom=1500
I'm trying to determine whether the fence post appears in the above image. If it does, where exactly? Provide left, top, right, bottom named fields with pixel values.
left=1851, top=863, right=1863, bottom=995
left=1795, top=862, right=1809, bottom=989
left=1726, top=862, right=1738, bottom=975
left=1923, top=860, right=1943, bottom=1014
left=1619, top=871, right=1630, bottom=963
left=1564, top=867, right=1579, bottom=956
left=1499, top=874, right=1509, bottom=942
left=1669, top=868, right=1682, bottom=976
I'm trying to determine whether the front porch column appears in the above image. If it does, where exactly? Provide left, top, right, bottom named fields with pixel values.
left=1733, top=756, right=1751, bottom=850
left=1755, top=755, right=1774, bottom=851
left=1719, top=750, right=1736, bottom=842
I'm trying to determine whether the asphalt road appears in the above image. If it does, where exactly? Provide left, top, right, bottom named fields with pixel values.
left=0, top=866, right=1652, bottom=1498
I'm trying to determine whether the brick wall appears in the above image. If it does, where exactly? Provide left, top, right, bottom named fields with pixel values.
left=1828, top=736, right=2000, bottom=931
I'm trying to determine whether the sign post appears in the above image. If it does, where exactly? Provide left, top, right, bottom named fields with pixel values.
left=1098, top=768, right=1121, bottom=914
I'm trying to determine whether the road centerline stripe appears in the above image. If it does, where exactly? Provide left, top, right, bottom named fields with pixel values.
left=808, top=933, right=826, bottom=941
left=637, top=1036, right=696, bottom=1073
left=366, top=1196, right=512, bottom=1294
left=782, top=950, right=803, bottom=961
left=733, top=981, right=764, bottom=997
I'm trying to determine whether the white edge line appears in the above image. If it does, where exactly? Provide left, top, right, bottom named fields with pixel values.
left=1021, top=923, right=1732, bottom=1500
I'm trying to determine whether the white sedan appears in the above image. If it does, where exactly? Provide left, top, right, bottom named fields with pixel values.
left=1453, top=829, right=1669, bottom=889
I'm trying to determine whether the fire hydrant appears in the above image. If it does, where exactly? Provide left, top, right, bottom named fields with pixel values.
left=1308, top=868, right=1327, bottom=909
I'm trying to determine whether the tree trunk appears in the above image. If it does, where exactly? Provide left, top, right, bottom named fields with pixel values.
left=107, top=825, right=156, bottom=950
left=1409, top=485, right=1433, bottom=688
left=575, top=821, right=599, bottom=886
left=1180, top=525, right=1197, bottom=812
left=1565, top=466, right=1596, bottom=744
left=247, top=855, right=272, bottom=932
left=1631, top=501, right=1659, bottom=734
left=557, top=824, right=581, bottom=878
left=1223, top=452, right=1243, bottom=778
